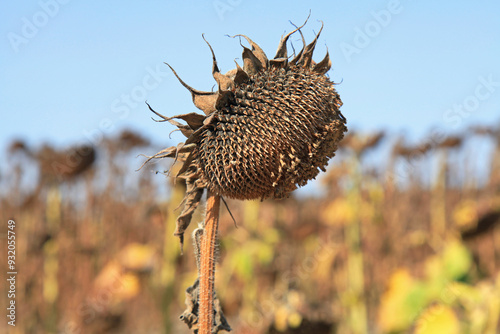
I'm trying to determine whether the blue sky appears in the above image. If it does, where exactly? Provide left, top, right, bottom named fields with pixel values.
left=1, top=0, right=499, bottom=152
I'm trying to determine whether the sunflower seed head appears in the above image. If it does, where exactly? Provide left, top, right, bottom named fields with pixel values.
left=195, top=63, right=346, bottom=200
left=146, top=20, right=347, bottom=240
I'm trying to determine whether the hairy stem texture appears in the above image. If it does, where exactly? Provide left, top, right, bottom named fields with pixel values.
left=198, top=191, right=220, bottom=334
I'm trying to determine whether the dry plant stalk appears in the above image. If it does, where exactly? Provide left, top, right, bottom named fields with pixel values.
left=199, top=191, right=220, bottom=333
left=144, top=15, right=347, bottom=334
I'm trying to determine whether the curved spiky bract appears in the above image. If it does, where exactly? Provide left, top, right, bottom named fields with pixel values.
left=145, top=20, right=347, bottom=242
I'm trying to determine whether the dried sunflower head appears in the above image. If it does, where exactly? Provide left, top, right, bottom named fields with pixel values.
left=144, top=19, right=347, bottom=245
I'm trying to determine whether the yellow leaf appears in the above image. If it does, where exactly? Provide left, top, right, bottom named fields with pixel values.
left=274, top=306, right=289, bottom=332
left=118, top=273, right=140, bottom=300
left=425, top=239, right=472, bottom=283
left=379, top=269, right=414, bottom=332
left=378, top=269, right=426, bottom=331
left=94, top=262, right=141, bottom=306
left=441, top=239, right=472, bottom=281
left=452, top=200, right=477, bottom=229
left=119, top=243, right=156, bottom=272
left=288, top=311, right=302, bottom=328
left=321, top=198, right=354, bottom=226
left=415, top=305, right=460, bottom=334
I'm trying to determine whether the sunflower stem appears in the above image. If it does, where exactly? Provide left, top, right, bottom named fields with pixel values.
left=198, top=191, right=220, bottom=334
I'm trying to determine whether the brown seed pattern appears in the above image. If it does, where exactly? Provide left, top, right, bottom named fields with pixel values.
left=195, top=65, right=345, bottom=200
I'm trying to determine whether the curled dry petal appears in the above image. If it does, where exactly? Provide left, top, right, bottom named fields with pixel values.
left=230, top=34, right=268, bottom=69
left=231, top=60, right=250, bottom=85
left=274, top=12, right=310, bottom=60
left=179, top=278, right=232, bottom=332
left=165, top=63, right=218, bottom=115
left=298, top=21, right=324, bottom=68
left=312, top=48, right=332, bottom=75
left=203, top=34, right=234, bottom=91
left=241, top=44, right=264, bottom=75
left=173, top=178, right=204, bottom=252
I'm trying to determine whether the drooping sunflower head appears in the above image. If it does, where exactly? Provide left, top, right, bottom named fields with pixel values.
left=144, top=18, right=347, bottom=244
